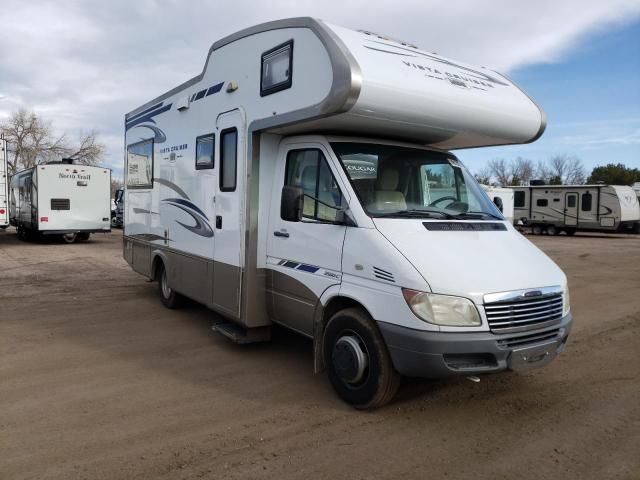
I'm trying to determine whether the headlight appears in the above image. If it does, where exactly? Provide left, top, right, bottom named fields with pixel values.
left=563, top=287, right=571, bottom=316
left=402, top=289, right=481, bottom=327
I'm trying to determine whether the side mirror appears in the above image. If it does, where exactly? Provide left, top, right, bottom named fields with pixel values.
left=281, top=185, right=304, bottom=222
left=493, top=196, right=504, bottom=213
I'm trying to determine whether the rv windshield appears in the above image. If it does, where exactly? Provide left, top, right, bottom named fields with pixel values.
left=331, top=142, right=502, bottom=220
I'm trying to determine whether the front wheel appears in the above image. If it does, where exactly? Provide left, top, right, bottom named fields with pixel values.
left=158, top=263, right=184, bottom=309
left=62, top=233, right=77, bottom=244
left=323, top=308, right=400, bottom=409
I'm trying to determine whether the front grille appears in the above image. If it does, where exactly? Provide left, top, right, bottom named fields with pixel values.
left=498, top=328, right=561, bottom=349
left=484, top=292, right=563, bottom=334
left=51, top=198, right=70, bottom=210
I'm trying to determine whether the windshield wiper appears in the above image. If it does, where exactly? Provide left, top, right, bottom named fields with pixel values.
left=375, top=209, right=456, bottom=219
left=455, top=211, right=504, bottom=220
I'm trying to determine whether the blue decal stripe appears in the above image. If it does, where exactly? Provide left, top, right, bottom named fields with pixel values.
left=296, top=264, right=320, bottom=273
left=125, top=104, right=172, bottom=131
left=206, top=82, right=224, bottom=96
left=127, top=102, right=164, bottom=123
left=283, top=261, right=299, bottom=269
left=194, top=89, right=207, bottom=100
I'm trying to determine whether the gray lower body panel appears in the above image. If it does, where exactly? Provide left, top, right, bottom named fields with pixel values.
left=378, top=313, right=573, bottom=378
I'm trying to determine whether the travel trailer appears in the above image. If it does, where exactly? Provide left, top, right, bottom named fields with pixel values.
left=480, top=185, right=514, bottom=223
left=9, top=161, right=111, bottom=242
left=124, top=18, right=572, bottom=408
left=513, top=184, right=640, bottom=235
left=0, top=137, right=8, bottom=230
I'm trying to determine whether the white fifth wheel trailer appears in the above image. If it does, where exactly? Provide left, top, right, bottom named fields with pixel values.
left=513, top=184, right=640, bottom=235
left=0, top=137, right=9, bottom=230
left=124, top=18, right=572, bottom=408
left=9, top=161, right=111, bottom=243
left=480, top=185, right=514, bottom=223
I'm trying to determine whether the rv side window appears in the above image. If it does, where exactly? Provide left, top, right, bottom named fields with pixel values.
left=536, top=198, right=548, bottom=207
left=581, top=192, right=592, bottom=211
left=195, top=134, right=215, bottom=170
left=284, top=149, right=343, bottom=223
left=261, top=40, right=293, bottom=96
left=126, top=139, right=154, bottom=189
left=220, top=128, right=237, bottom=192
left=514, top=191, right=526, bottom=207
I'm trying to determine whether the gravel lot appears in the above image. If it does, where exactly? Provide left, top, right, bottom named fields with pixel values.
left=1, top=228, right=638, bottom=480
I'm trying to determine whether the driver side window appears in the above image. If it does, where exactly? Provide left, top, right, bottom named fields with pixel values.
left=284, top=149, right=343, bottom=222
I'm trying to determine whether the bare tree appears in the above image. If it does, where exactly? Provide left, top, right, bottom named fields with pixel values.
left=511, top=157, right=535, bottom=186
left=535, top=160, right=550, bottom=183
left=487, top=158, right=511, bottom=186
left=474, top=166, right=493, bottom=185
left=548, top=154, right=585, bottom=185
left=110, top=178, right=123, bottom=198
left=0, top=109, right=106, bottom=174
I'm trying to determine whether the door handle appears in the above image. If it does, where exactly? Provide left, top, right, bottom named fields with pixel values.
left=273, top=231, right=289, bottom=238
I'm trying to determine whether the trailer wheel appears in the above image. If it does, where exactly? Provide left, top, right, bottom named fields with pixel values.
left=532, top=225, right=542, bottom=235
left=62, top=233, right=77, bottom=244
left=565, top=229, right=576, bottom=236
left=323, top=308, right=400, bottom=409
left=158, top=263, right=184, bottom=309
left=547, top=225, right=558, bottom=236
left=77, top=233, right=91, bottom=242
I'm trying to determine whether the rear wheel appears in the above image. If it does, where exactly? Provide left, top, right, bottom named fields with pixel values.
left=77, top=233, right=91, bottom=242
left=547, top=225, right=558, bottom=236
left=323, top=308, right=400, bottom=409
left=62, top=233, right=77, bottom=244
left=158, top=262, right=184, bottom=309
left=565, top=229, right=576, bottom=236
left=532, top=225, right=542, bottom=235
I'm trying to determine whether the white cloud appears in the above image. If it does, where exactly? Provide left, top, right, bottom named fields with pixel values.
left=1, top=0, right=639, bottom=177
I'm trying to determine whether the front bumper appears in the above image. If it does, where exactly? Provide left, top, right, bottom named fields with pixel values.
left=378, top=313, right=573, bottom=378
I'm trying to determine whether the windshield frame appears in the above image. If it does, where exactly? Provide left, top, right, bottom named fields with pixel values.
left=330, top=141, right=503, bottom=221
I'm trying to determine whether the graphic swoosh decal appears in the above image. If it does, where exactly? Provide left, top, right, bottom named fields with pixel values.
left=161, top=198, right=214, bottom=238
left=153, top=178, right=190, bottom=200
left=133, top=124, right=167, bottom=143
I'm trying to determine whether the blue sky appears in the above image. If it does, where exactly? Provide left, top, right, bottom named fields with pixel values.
left=458, top=18, right=640, bottom=175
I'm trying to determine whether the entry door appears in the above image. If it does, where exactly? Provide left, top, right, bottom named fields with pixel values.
left=212, top=109, right=246, bottom=318
left=565, top=192, right=578, bottom=226
left=266, top=142, right=348, bottom=336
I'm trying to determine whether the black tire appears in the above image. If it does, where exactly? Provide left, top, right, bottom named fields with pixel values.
left=323, top=308, right=400, bottom=409
left=547, top=225, right=558, bottom=236
left=77, top=232, right=91, bottom=242
left=532, top=225, right=542, bottom=235
left=565, top=229, right=576, bottom=236
left=158, top=262, right=184, bottom=309
left=62, top=233, right=77, bottom=244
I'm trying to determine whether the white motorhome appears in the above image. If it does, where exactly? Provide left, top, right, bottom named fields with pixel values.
left=124, top=18, right=572, bottom=408
left=513, top=184, right=640, bottom=235
left=480, top=185, right=514, bottom=223
left=0, top=137, right=9, bottom=230
left=9, top=161, right=111, bottom=242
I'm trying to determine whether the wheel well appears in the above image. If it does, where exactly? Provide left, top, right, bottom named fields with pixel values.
left=151, top=255, right=164, bottom=281
left=322, top=296, right=370, bottom=326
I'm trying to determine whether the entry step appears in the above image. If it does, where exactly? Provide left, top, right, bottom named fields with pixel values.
left=211, top=322, right=271, bottom=344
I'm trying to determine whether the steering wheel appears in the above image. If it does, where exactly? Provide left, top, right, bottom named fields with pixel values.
left=428, top=196, right=458, bottom=208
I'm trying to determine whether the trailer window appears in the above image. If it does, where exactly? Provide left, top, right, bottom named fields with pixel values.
left=126, top=139, right=153, bottom=189
left=581, top=192, right=592, bottom=211
left=195, top=134, right=214, bottom=170
left=261, top=40, right=293, bottom=96
left=220, top=128, right=237, bottom=192
left=536, top=198, right=548, bottom=207
left=567, top=195, right=576, bottom=208
left=514, top=191, right=525, bottom=207
left=284, top=149, right=343, bottom=222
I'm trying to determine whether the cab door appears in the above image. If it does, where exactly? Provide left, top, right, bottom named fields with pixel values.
left=565, top=192, right=578, bottom=226
left=266, top=141, right=348, bottom=336
left=211, top=109, right=245, bottom=318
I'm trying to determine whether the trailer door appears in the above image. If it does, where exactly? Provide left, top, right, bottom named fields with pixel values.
left=212, top=109, right=246, bottom=318
left=565, top=192, right=578, bottom=226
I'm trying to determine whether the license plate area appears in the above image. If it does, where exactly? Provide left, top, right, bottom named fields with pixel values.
left=508, top=340, right=559, bottom=371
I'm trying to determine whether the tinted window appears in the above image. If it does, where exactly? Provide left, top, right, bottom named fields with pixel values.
left=127, top=139, right=153, bottom=189
left=284, top=149, right=343, bottom=222
left=195, top=134, right=214, bottom=170
left=567, top=195, right=576, bottom=208
left=581, top=192, right=592, bottom=211
left=261, top=40, right=293, bottom=96
left=514, top=191, right=526, bottom=208
left=536, top=198, right=548, bottom=207
left=220, top=129, right=237, bottom=191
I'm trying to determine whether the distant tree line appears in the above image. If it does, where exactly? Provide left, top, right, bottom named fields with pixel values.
left=475, top=155, right=640, bottom=186
left=0, top=109, right=106, bottom=175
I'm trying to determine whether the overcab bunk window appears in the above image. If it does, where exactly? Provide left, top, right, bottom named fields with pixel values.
left=261, top=40, right=293, bottom=96
left=195, top=134, right=214, bottom=170
left=126, top=139, right=154, bottom=189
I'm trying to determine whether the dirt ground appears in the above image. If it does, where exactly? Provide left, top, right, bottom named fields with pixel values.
left=0, top=228, right=638, bottom=480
